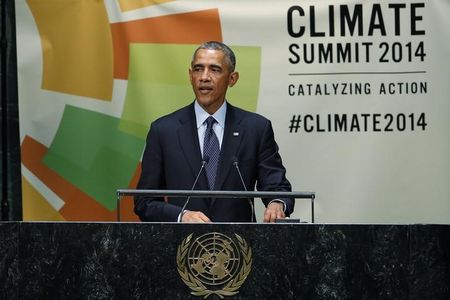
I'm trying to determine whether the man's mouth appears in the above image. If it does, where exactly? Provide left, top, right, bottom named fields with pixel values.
left=199, top=86, right=213, bottom=94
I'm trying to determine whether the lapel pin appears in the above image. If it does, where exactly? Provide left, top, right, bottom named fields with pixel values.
left=233, top=132, right=239, bottom=136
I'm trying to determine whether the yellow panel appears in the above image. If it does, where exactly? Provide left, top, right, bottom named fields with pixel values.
left=22, top=176, right=66, bottom=221
left=118, top=0, right=175, bottom=12
left=27, top=0, right=113, bottom=100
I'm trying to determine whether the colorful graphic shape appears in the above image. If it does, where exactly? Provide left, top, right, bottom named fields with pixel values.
left=42, top=106, right=144, bottom=211
left=110, top=9, right=222, bottom=79
left=27, top=0, right=113, bottom=100
left=224, top=46, right=261, bottom=112
left=22, top=136, right=114, bottom=220
left=22, top=176, right=66, bottom=221
left=118, top=0, right=175, bottom=12
left=120, top=44, right=262, bottom=139
left=22, top=135, right=140, bottom=221
left=20, top=2, right=262, bottom=222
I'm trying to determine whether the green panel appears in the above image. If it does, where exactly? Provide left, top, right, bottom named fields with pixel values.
left=119, top=44, right=195, bottom=139
left=119, top=44, right=261, bottom=139
left=226, top=46, right=261, bottom=112
left=43, top=105, right=144, bottom=210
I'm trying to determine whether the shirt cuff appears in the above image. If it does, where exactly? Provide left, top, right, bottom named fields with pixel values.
left=177, top=210, right=186, bottom=222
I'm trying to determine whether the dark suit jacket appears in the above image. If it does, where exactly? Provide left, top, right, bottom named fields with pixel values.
left=135, top=102, right=293, bottom=222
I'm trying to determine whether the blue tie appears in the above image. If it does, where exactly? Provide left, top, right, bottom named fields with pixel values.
left=203, top=116, right=220, bottom=190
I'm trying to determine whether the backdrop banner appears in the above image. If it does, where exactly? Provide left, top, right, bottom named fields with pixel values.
left=16, top=0, right=450, bottom=223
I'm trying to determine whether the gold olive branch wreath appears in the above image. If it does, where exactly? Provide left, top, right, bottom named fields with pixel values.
left=177, top=233, right=252, bottom=299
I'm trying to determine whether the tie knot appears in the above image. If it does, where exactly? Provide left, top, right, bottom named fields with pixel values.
left=206, top=116, right=216, bottom=129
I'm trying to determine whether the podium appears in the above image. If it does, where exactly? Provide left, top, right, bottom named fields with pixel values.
left=116, top=189, right=316, bottom=222
left=1, top=222, right=449, bottom=299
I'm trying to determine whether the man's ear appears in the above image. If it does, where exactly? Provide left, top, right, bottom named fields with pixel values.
left=228, top=72, right=239, bottom=87
left=188, top=68, right=193, bottom=84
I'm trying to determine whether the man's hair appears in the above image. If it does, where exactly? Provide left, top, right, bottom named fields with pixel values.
left=192, top=41, right=236, bottom=72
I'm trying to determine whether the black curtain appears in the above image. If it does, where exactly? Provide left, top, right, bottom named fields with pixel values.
left=0, top=0, right=22, bottom=221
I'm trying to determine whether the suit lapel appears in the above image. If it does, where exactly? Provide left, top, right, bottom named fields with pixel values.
left=215, top=103, right=244, bottom=190
left=177, top=103, right=208, bottom=189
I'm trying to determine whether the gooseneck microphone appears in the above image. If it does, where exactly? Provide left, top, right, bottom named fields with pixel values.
left=180, top=157, right=209, bottom=216
left=231, top=156, right=255, bottom=223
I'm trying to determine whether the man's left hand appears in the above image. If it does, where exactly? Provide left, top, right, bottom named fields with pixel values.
left=263, top=202, right=285, bottom=223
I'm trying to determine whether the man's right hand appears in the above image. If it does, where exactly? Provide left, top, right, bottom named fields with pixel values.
left=181, top=210, right=212, bottom=223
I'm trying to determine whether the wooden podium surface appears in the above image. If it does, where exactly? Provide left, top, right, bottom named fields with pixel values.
left=1, top=222, right=449, bottom=299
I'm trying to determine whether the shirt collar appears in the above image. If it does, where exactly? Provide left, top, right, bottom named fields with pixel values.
left=194, top=100, right=227, bottom=129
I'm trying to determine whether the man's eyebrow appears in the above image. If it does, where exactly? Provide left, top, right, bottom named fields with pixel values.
left=210, top=64, right=223, bottom=69
left=192, top=63, right=223, bottom=69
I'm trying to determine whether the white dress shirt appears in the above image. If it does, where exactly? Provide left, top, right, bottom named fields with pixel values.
left=194, top=100, right=226, bottom=156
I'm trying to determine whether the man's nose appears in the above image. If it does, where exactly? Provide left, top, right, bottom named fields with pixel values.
left=200, top=69, right=211, bottom=81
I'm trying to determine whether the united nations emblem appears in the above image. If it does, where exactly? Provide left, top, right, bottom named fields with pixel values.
left=176, top=232, right=252, bottom=298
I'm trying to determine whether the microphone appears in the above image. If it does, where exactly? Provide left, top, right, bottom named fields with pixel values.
left=231, top=156, right=255, bottom=223
left=179, top=157, right=209, bottom=217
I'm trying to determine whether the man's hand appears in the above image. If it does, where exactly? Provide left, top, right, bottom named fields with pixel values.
left=181, top=210, right=212, bottom=223
left=263, top=201, right=285, bottom=223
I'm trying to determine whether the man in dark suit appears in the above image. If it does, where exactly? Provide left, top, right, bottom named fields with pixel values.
left=135, top=41, right=293, bottom=223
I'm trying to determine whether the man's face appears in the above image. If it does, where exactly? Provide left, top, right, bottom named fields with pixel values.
left=189, top=49, right=239, bottom=114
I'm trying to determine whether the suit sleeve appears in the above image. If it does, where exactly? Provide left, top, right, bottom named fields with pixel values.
left=134, top=122, right=183, bottom=222
left=256, top=119, right=294, bottom=216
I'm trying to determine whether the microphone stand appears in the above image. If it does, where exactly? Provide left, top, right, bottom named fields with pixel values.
left=232, top=160, right=255, bottom=223
left=180, top=159, right=208, bottom=219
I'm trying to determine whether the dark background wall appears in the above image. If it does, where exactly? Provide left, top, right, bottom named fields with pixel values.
left=0, top=0, right=22, bottom=221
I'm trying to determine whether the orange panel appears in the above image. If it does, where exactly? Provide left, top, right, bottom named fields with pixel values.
left=22, top=176, right=66, bottom=221
left=27, top=0, right=113, bottom=100
left=118, top=0, right=175, bottom=12
left=120, top=163, right=141, bottom=221
left=111, top=9, right=222, bottom=79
